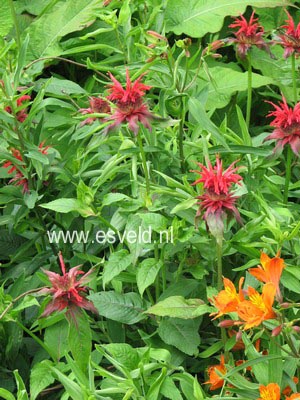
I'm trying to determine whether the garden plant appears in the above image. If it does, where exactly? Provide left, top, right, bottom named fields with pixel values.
left=1, top=0, right=300, bottom=399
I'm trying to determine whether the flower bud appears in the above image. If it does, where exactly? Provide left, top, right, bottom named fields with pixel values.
left=272, top=325, right=282, bottom=337
left=292, top=326, right=300, bottom=333
left=218, top=319, right=235, bottom=328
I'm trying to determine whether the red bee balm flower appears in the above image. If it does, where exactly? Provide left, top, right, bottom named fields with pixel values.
left=278, top=10, right=300, bottom=58
left=106, top=69, right=153, bottom=135
left=229, top=11, right=268, bottom=59
left=79, top=97, right=111, bottom=126
left=191, top=158, right=243, bottom=235
left=265, top=95, right=300, bottom=155
left=39, top=252, right=97, bottom=317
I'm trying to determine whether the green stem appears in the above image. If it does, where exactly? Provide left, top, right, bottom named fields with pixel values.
left=179, top=99, right=186, bottom=173
left=283, top=146, right=293, bottom=204
left=9, top=0, right=21, bottom=48
left=154, top=240, right=160, bottom=301
left=216, top=240, right=227, bottom=346
left=137, top=132, right=151, bottom=203
left=291, top=53, right=297, bottom=104
left=246, top=53, right=252, bottom=129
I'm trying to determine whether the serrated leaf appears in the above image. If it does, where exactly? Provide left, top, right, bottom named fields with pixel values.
left=137, top=258, right=162, bottom=296
left=158, top=318, right=201, bottom=355
left=146, top=296, right=212, bottom=319
left=25, top=0, right=105, bottom=62
left=101, top=343, right=139, bottom=371
left=30, top=361, right=55, bottom=400
left=102, top=250, right=132, bottom=287
left=89, top=291, right=146, bottom=324
left=68, top=311, right=92, bottom=371
left=165, top=0, right=290, bottom=37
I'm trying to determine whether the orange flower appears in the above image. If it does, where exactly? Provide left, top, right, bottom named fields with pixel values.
left=205, top=355, right=226, bottom=390
left=283, top=377, right=299, bottom=396
left=249, top=252, right=285, bottom=300
left=210, top=277, right=244, bottom=319
left=258, top=383, right=280, bottom=400
left=237, top=283, right=277, bottom=330
left=286, top=394, right=300, bottom=400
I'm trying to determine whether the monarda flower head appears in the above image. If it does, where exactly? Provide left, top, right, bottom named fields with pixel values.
left=105, top=69, right=153, bottom=135
left=265, top=95, right=300, bottom=155
left=79, top=97, right=111, bottom=126
left=191, top=157, right=243, bottom=239
left=229, top=11, right=268, bottom=59
left=278, top=10, right=300, bottom=58
left=38, top=252, right=98, bottom=319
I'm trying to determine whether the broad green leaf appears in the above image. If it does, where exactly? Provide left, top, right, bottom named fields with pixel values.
left=49, top=366, right=86, bottom=400
left=89, top=291, right=146, bottom=324
left=0, top=389, right=15, bottom=400
left=102, top=250, right=132, bottom=287
left=34, top=77, right=86, bottom=96
left=158, top=318, right=201, bottom=355
left=146, top=367, right=167, bottom=400
left=171, top=198, right=197, bottom=214
left=40, top=198, right=95, bottom=217
left=25, top=0, right=105, bottom=62
left=30, top=361, right=55, bottom=400
left=44, top=319, right=69, bottom=362
left=102, top=193, right=130, bottom=206
left=101, top=343, right=139, bottom=371
left=268, top=336, right=282, bottom=388
left=160, top=377, right=184, bottom=400
left=146, top=296, right=213, bottom=319
left=137, top=259, right=162, bottom=296
left=68, top=311, right=92, bottom=371
left=0, top=0, right=13, bottom=36
left=165, top=0, right=291, bottom=37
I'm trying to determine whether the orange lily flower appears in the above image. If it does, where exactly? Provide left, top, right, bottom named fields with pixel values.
left=249, top=252, right=285, bottom=300
left=258, top=383, right=280, bottom=400
left=210, top=277, right=244, bottom=319
left=283, top=377, right=299, bottom=396
left=237, top=283, right=277, bottom=330
left=205, top=355, right=226, bottom=390
left=285, top=394, right=300, bottom=400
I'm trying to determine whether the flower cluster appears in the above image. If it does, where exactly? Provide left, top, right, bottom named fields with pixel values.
left=191, top=157, right=243, bottom=237
left=79, top=69, right=153, bottom=135
left=210, top=252, right=285, bottom=330
left=229, top=11, right=268, bottom=59
left=265, top=95, right=300, bottom=156
left=38, top=252, right=97, bottom=319
left=3, top=143, right=49, bottom=193
left=5, top=94, right=31, bottom=123
left=258, top=383, right=300, bottom=400
left=278, top=10, right=300, bottom=59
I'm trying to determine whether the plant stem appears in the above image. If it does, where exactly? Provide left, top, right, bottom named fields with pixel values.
left=137, top=132, right=151, bottom=203
left=246, top=52, right=252, bottom=129
left=179, top=98, right=186, bottom=173
left=9, top=0, right=21, bottom=48
left=216, top=239, right=227, bottom=346
left=283, top=146, right=293, bottom=204
left=291, top=53, right=297, bottom=104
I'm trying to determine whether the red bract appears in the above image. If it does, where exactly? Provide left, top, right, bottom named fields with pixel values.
left=105, top=69, right=153, bottom=135
left=278, top=10, right=300, bottom=58
left=229, top=11, right=267, bottom=59
left=39, top=252, right=97, bottom=317
left=265, top=95, right=300, bottom=155
left=79, top=97, right=111, bottom=126
left=191, top=157, right=243, bottom=234
left=5, top=94, right=31, bottom=122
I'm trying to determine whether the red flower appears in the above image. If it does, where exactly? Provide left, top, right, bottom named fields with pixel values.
left=39, top=252, right=97, bottom=317
left=191, top=157, right=243, bottom=229
left=3, top=143, right=50, bottom=193
left=229, top=11, right=268, bottom=59
left=79, top=97, right=111, bottom=126
left=265, top=95, right=300, bottom=155
left=105, top=69, right=153, bottom=135
left=278, top=10, right=300, bottom=58
left=5, top=94, right=31, bottom=122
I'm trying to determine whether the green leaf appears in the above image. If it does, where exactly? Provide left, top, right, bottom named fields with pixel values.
left=160, top=377, right=183, bottom=400
left=101, top=343, right=139, bottom=371
left=0, top=388, right=15, bottom=400
left=89, top=291, right=146, bottom=324
left=40, top=198, right=95, bottom=217
left=165, top=0, right=291, bottom=37
left=268, top=336, right=282, bottom=388
left=102, top=250, right=132, bottom=287
left=137, top=259, right=162, bottom=296
left=25, top=0, right=105, bottom=62
left=13, top=370, right=28, bottom=400
left=30, top=361, right=55, bottom=400
left=49, top=366, right=86, bottom=400
left=242, top=333, right=268, bottom=385
left=44, top=319, right=69, bottom=362
left=102, top=192, right=130, bottom=206
left=34, top=77, right=87, bottom=96
left=138, top=212, right=168, bottom=232
left=158, top=318, right=201, bottom=355
left=188, top=98, right=229, bottom=149
left=0, top=0, right=13, bottom=36
left=171, top=198, right=197, bottom=214
left=146, top=296, right=213, bottom=319
left=68, top=311, right=92, bottom=371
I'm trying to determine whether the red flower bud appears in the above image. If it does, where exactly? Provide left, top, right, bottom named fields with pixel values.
left=272, top=325, right=283, bottom=337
